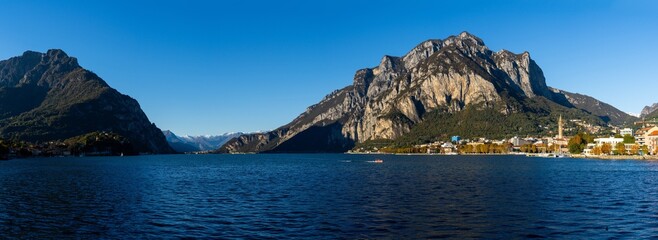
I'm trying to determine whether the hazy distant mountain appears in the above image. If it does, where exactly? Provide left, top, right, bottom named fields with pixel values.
left=641, top=103, right=658, bottom=118
left=162, top=130, right=199, bottom=153
left=163, top=130, right=242, bottom=152
left=0, top=50, right=173, bottom=153
left=220, top=32, right=635, bottom=153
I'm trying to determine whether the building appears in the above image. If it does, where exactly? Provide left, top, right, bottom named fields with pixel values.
left=582, top=137, right=624, bottom=155
left=620, top=128, right=633, bottom=137
left=552, top=115, right=568, bottom=153
left=635, top=127, right=652, bottom=146
left=558, top=115, right=564, bottom=139
left=593, top=137, right=624, bottom=146
left=509, top=136, right=530, bottom=147
left=441, top=142, right=456, bottom=154
left=646, top=128, right=658, bottom=154
left=451, top=136, right=461, bottom=143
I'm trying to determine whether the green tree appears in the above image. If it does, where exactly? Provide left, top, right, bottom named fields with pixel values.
left=581, top=133, right=595, bottom=144
left=614, top=142, right=626, bottom=155
left=568, top=134, right=584, bottom=154
left=623, top=134, right=635, bottom=144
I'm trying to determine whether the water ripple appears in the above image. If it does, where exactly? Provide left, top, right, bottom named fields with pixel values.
left=1, top=155, right=658, bottom=238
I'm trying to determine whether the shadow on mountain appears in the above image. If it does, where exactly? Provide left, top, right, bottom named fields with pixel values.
left=267, top=122, right=354, bottom=153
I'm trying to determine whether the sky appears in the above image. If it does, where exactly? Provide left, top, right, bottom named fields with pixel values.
left=1, top=0, right=657, bottom=136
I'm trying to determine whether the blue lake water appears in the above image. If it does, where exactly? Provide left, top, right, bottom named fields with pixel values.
left=1, top=154, right=658, bottom=238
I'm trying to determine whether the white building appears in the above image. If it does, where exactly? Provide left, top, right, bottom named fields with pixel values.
left=593, top=137, right=624, bottom=146
left=510, top=136, right=530, bottom=146
left=620, top=128, right=634, bottom=137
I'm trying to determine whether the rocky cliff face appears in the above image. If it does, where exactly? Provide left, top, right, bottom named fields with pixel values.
left=220, top=32, right=631, bottom=153
left=641, top=103, right=658, bottom=118
left=0, top=50, right=173, bottom=153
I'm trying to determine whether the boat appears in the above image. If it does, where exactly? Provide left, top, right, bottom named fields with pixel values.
left=373, top=159, right=383, bottom=163
left=545, top=153, right=567, bottom=158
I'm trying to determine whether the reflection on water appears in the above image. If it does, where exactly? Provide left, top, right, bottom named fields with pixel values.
left=1, top=154, right=658, bottom=238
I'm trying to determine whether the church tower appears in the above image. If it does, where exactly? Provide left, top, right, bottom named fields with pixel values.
left=558, top=115, right=563, bottom=139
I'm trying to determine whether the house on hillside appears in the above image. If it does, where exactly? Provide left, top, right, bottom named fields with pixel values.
left=620, top=128, right=634, bottom=137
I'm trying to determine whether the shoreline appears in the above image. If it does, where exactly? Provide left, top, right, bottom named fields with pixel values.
left=570, top=154, right=658, bottom=161
left=347, top=151, right=658, bottom=160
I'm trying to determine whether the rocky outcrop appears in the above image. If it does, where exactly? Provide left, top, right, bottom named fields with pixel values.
left=220, top=32, right=629, bottom=153
left=0, top=50, right=173, bottom=154
left=641, top=103, right=658, bottom=118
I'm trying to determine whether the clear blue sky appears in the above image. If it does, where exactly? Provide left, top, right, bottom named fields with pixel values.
left=1, top=0, right=656, bottom=135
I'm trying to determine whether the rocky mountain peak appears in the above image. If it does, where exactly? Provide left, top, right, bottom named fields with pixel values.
left=401, top=40, right=442, bottom=69
left=442, top=31, right=489, bottom=55
left=46, top=48, right=68, bottom=58
left=641, top=103, right=658, bottom=118
left=43, top=49, right=79, bottom=68
left=21, top=50, right=43, bottom=59
left=377, top=55, right=400, bottom=71
left=0, top=50, right=173, bottom=154
left=18, top=49, right=83, bottom=88
left=220, top=32, right=635, bottom=153
left=457, top=31, right=485, bottom=45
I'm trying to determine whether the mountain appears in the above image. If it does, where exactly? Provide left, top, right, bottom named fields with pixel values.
left=0, top=49, right=173, bottom=154
left=163, top=130, right=242, bottom=152
left=641, top=103, right=658, bottom=118
left=643, top=108, right=658, bottom=120
left=220, top=32, right=635, bottom=153
left=549, top=88, right=637, bottom=125
left=163, top=130, right=199, bottom=153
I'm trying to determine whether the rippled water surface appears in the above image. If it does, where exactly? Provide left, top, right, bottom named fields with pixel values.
left=1, top=154, right=658, bottom=238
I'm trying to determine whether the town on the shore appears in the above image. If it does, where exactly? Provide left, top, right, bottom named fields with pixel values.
left=0, top=131, right=135, bottom=160
left=351, top=116, right=658, bottom=158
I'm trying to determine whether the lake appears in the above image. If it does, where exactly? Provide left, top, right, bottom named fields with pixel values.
left=1, top=154, right=657, bottom=238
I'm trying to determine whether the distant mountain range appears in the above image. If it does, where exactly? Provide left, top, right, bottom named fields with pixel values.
left=163, top=130, right=242, bottom=153
left=220, top=32, right=637, bottom=153
left=0, top=50, right=173, bottom=153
